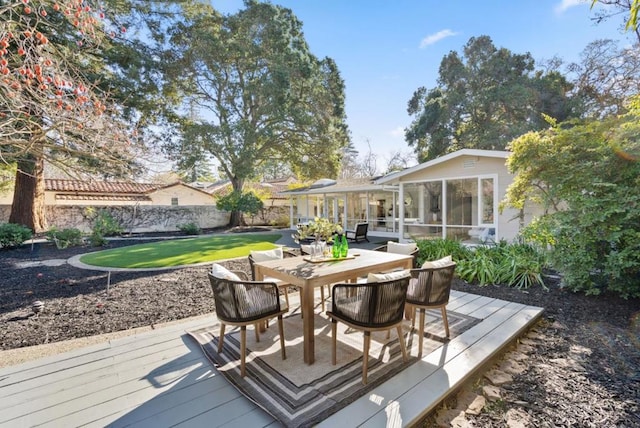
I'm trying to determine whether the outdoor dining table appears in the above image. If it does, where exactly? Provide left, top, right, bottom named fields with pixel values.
left=253, top=248, right=414, bottom=365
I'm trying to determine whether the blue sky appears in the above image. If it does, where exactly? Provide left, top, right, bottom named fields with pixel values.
left=211, top=0, right=633, bottom=171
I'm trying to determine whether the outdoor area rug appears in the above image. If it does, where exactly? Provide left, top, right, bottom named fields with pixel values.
left=188, top=310, right=480, bottom=428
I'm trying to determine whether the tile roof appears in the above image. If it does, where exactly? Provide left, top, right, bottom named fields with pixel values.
left=45, top=179, right=159, bottom=194
left=55, top=194, right=152, bottom=201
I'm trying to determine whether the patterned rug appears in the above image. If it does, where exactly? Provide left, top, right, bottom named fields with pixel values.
left=188, top=310, right=480, bottom=428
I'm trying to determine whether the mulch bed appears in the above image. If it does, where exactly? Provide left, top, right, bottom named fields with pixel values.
left=1, top=235, right=639, bottom=426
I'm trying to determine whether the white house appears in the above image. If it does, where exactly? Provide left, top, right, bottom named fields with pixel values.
left=282, top=149, right=540, bottom=243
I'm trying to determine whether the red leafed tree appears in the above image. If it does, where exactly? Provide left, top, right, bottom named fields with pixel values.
left=0, top=0, right=143, bottom=232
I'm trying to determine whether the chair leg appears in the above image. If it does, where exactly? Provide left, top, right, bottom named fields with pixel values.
left=418, top=308, right=426, bottom=357
left=396, top=325, right=408, bottom=362
left=362, top=331, right=371, bottom=385
left=254, top=323, right=260, bottom=342
left=331, top=319, right=338, bottom=365
left=283, top=287, right=290, bottom=309
left=277, top=315, right=286, bottom=360
left=441, top=307, right=450, bottom=338
left=410, top=305, right=417, bottom=328
left=240, top=326, right=247, bottom=377
left=217, top=323, right=226, bottom=353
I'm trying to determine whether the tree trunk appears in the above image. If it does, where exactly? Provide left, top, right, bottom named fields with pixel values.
left=227, top=176, right=245, bottom=228
left=9, top=155, right=47, bottom=233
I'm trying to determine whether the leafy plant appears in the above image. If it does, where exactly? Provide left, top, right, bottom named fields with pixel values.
left=415, top=238, right=470, bottom=266
left=216, top=191, right=264, bottom=226
left=0, top=223, right=32, bottom=249
left=295, top=217, right=343, bottom=243
left=177, top=222, right=202, bottom=235
left=83, top=209, right=123, bottom=247
left=46, top=227, right=85, bottom=249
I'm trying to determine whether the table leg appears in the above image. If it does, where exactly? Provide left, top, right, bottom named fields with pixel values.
left=302, top=284, right=315, bottom=364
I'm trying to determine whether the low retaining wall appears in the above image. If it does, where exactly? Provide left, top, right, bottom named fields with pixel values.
left=0, top=204, right=291, bottom=233
left=0, top=205, right=230, bottom=233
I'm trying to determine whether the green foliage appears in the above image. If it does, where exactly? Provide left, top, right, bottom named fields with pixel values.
left=46, top=227, right=85, bottom=249
left=295, top=217, right=343, bottom=243
left=415, top=238, right=470, bottom=266
left=0, top=223, right=32, bottom=249
left=161, top=0, right=349, bottom=199
left=456, top=246, right=501, bottom=286
left=90, top=210, right=124, bottom=237
left=504, top=100, right=640, bottom=298
left=84, top=209, right=123, bottom=247
left=405, top=36, right=577, bottom=162
left=177, top=222, right=202, bottom=235
left=217, top=191, right=264, bottom=217
left=417, top=238, right=546, bottom=289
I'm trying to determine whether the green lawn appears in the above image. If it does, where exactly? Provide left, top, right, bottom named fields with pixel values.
left=79, top=233, right=282, bottom=268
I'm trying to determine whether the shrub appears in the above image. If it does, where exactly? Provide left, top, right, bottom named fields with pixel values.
left=91, top=210, right=123, bottom=237
left=415, top=238, right=470, bottom=266
left=84, top=209, right=123, bottom=247
left=0, top=223, right=32, bottom=249
left=177, top=222, right=201, bottom=235
left=89, top=232, right=108, bottom=247
left=46, top=227, right=85, bottom=249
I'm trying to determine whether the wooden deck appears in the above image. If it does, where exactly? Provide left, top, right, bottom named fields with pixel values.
left=0, top=291, right=542, bottom=428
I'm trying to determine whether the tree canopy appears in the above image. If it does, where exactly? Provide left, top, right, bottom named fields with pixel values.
left=159, top=0, right=350, bottom=226
left=503, top=98, right=640, bottom=298
left=0, top=0, right=158, bottom=231
left=405, top=36, right=577, bottom=162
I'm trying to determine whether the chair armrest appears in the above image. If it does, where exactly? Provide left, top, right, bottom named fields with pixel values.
left=231, top=270, right=249, bottom=281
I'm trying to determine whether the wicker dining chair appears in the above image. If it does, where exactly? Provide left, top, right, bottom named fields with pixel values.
left=326, top=276, right=410, bottom=384
left=373, top=243, right=420, bottom=268
left=208, top=272, right=288, bottom=377
left=406, top=263, right=457, bottom=356
left=248, top=248, right=299, bottom=309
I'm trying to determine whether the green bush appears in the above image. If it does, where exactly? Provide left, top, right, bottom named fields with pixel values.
left=89, top=232, right=108, bottom=247
left=456, top=246, right=502, bottom=286
left=84, top=209, right=123, bottom=247
left=415, top=238, right=470, bottom=266
left=91, top=210, right=123, bottom=237
left=46, top=227, right=85, bottom=249
left=177, top=222, right=201, bottom=235
left=0, top=223, right=32, bottom=249
left=417, top=238, right=546, bottom=289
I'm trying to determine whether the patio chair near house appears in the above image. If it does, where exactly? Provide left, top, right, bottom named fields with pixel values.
left=374, top=241, right=419, bottom=268
left=406, top=257, right=456, bottom=356
left=327, top=273, right=410, bottom=384
left=345, top=222, right=369, bottom=243
left=208, top=266, right=287, bottom=377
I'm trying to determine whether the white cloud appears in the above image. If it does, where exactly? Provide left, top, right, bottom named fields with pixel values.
left=554, top=0, right=587, bottom=14
left=419, top=29, right=458, bottom=48
left=389, top=127, right=405, bottom=138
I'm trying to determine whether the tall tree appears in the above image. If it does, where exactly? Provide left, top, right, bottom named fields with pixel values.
left=503, top=101, right=640, bottom=297
left=568, top=39, right=640, bottom=118
left=405, top=36, right=577, bottom=162
left=0, top=0, right=158, bottom=232
left=161, top=0, right=350, bottom=226
left=591, top=0, right=640, bottom=43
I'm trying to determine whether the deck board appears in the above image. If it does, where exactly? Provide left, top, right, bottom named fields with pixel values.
left=0, top=291, right=542, bottom=428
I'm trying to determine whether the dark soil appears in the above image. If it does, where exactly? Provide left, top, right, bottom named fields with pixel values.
left=1, top=235, right=639, bottom=426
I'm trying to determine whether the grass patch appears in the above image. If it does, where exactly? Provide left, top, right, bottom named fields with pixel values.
left=79, top=233, right=282, bottom=268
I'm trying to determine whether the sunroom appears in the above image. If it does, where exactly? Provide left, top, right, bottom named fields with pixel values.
left=283, top=149, right=528, bottom=244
